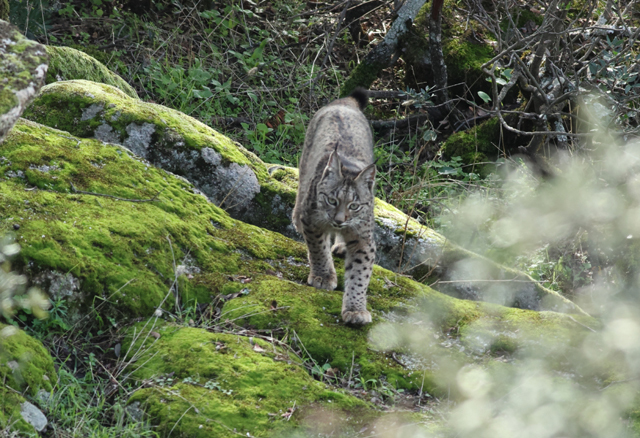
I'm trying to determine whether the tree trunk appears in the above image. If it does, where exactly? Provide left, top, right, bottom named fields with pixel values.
left=340, top=0, right=427, bottom=96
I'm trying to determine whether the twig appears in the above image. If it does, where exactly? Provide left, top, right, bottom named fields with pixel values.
left=320, top=0, right=351, bottom=69
left=390, top=352, right=407, bottom=368
left=69, top=182, right=164, bottom=203
left=567, top=315, right=596, bottom=333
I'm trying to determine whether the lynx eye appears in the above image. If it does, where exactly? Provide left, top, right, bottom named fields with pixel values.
left=325, top=196, right=338, bottom=207
left=348, top=202, right=360, bottom=211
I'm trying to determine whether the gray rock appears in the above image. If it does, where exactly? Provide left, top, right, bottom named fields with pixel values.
left=125, top=401, right=145, bottom=422
left=94, top=123, right=121, bottom=144
left=81, top=103, right=104, bottom=121
left=20, top=401, right=48, bottom=432
left=124, top=122, right=156, bottom=157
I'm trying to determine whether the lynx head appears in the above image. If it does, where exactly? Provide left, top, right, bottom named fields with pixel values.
left=316, top=150, right=376, bottom=229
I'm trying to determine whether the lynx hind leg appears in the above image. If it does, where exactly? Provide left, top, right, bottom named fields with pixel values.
left=341, top=234, right=376, bottom=326
left=303, top=228, right=338, bottom=291
left=331, top=233, right=347, bottom=258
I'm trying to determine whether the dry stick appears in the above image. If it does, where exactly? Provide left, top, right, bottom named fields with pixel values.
left=567, top=315, right=596, bottom=333
left=166, top=235, right=181, bottom=313
left=319, top=0, right=351, bottom=70
left=218, top=165, right=251, bottom=210
left=69, top=182, right=165, bottom=203
left=432, top=279, right=543, bottom=284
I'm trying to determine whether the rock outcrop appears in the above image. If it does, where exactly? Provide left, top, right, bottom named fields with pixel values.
left=23, top=79, right=585, bottom=315
left=0, top=19, right=48, bottom=144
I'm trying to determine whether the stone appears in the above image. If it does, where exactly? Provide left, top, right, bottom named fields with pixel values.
left=20, top=401, right=47, bottom=432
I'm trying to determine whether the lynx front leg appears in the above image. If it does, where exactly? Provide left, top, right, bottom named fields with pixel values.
left=341, top=232, right=375, bottom=325
left=302, top=226, right=338, bottom=290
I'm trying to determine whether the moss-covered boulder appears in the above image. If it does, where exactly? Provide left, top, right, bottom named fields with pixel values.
left=44, top=45, right=138, bottom=99
left=124, top=323, right=378, bottom=437
left=120, top=273, right=598, bottom=436
left=441, top=117, right=500, bottom=164
left=23, top=80, right=298, bottom=238
left=0, top=324, right=56, bottom=434
left=0, top=19, right=48, bottom=144
left=0, top=118, right=309, bottom=320
left=20, top=79, right=585, bottom=315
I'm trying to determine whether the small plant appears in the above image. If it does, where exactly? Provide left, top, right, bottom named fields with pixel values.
left=0, top=235, right=48, bottom=321
left=204, top=379, right=233, bottom=395
left=311, top=362, right=332, bottom=378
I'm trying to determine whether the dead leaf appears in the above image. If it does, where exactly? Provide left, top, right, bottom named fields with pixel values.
left=265, top=269, right=283, bottom=278
left=281, top=407, right=295, bottom=419
left=253, top=343, right=266, bottom=353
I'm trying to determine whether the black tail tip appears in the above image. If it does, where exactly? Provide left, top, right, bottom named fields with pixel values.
left=349, top=87, right=369, bottom=110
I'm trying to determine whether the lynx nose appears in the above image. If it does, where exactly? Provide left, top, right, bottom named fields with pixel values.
left=334, top=209, right=346, bottom=225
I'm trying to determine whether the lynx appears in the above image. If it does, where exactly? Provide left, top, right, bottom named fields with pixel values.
left=292, top=89, right=376, bottom=326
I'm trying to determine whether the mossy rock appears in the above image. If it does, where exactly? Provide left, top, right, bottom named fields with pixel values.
left=0, top=324, right=56, bottom=395
left=23, top=80, right=297, bottom=237
left=124, top=323, right=380, bottom=437
left=0, top=19, right=48, bottom=143
left=0, top=118, right=307, bottom=320
left=220, top=270, right=596, bottom=394
left=0, top=324, right=56, bottom=434
left=441, top=117, right=500, bottom=165
left=124, top=283, right=597, bottom=437
left=45, top=45, right=138, bottom=99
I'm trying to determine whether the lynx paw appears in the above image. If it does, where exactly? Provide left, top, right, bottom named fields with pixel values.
left=308, top=274, right=338, bottom=290
left=331, top=242, right=347, bottom=258
left=342, top=310, right=372, bottom=326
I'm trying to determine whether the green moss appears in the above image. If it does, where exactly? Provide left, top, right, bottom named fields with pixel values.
left=220, top=272, right=472, bottom=395
left=0, top=88, right=18, bottom=115
left=267, top=165, right=298, bottom=190
left=44, top=46, right=138, bottom=99
left=441, top=117, right=500, bottom=165
left=124, top=324, right=375, bottom=437
left=340, top=59, right=387, bottom=97
left=374, top=198, right=446, bottom=240
left=0, top=324, right=56, bottom=397
left=0, top=389, right=35, bottom=435
left=0, top=119, right=306, bottom=319
left=0, top=0, right=8, bottom=21
left=442, top=37, right=495, bottom=94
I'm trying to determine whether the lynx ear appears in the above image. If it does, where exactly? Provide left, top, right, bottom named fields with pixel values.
left=355, top=163, right=376, bottom=192
left=322, top=150, right=343, bottom=180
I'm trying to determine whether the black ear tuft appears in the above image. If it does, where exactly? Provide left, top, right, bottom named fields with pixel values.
left=349, top=88, right=369, bottom=111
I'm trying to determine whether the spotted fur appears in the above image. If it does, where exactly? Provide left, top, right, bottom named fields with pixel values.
left=292, top=89, right=376, bottom=326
